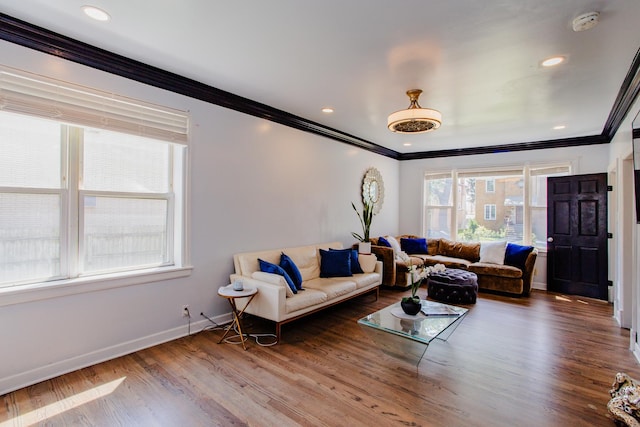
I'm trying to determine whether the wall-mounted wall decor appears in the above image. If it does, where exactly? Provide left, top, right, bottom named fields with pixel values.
left=362, top=167, right=385, bottom=214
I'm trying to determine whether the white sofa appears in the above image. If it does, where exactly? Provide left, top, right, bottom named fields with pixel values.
left=230, top=241, right=382, bottom=341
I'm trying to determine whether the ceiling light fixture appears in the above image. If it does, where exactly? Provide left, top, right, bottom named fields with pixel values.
left=553, top=125, right=566, bottom=130
left=321, top=107, right=334, bottom=113
left=542, top=56, right=565, bottom=67
left=388, top=89, right=441, bottom=134
left=82, top=5, right=111, bottom=21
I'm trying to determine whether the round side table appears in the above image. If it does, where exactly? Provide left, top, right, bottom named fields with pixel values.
left=217, top=284, right=258, bottom=350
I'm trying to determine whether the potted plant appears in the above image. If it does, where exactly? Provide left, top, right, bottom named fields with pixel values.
left=401, top=261, right=446, bottom=315
left=351, top=201, right=374, bottom=254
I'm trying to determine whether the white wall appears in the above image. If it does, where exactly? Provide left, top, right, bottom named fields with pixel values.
left=608, top=96, right=640, bottom=347
left=398, top=144, right=611, bottom=290
left=0, top=41, right=400, bottom=394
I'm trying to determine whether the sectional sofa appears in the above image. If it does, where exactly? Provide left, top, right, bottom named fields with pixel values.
left=230, top=241, right=382, bottom=341
left=367, top=235, right=537, bottom=296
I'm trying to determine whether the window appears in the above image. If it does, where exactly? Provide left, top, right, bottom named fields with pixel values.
left=484, top=204, right=497, bottom=220
left=423, top=164, right=570, bottom=248
left=0, top=67, right=189, bottom=290
left=423, top=173, right=453, bottom=238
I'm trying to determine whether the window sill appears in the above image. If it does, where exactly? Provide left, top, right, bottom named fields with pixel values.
left=0, top=266, right=193, bottom=308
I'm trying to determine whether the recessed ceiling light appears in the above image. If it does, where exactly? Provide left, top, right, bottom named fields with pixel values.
left=403, top=143, right=412, bottom=147
left=321, top=107, right=334, bottom=113
left=541, top=56, right=565, bottom=67
left=553, top=125, right=566, bottom=130
left=82, top=5, right=111, bottom=21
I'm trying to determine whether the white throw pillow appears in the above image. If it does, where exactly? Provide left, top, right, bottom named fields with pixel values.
left=386, top=235, right=402, bottom=257
left=358, top=254, right=377, bottom=273
left=251, top=271, right=295, bottom=297
left=479, top=241, right=507, bottom=265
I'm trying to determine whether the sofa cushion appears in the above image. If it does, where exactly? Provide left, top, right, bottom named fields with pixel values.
left=280, top=252, right=304, bottom=290
left=468, top=262, right=522, bottom=279
left=439, top=239, right=480, bottom=262
left=258, top=258, right=297, bottom=294
left=350, top=272, right=381, bottom=289
left=400, top=237, right=428, bottom=254
left=304, top=277, right=357, bottom=299
left=329, top=248, right=363, bottom=274
left=427, top=238, right=441, bottom=255
left=319, top=249, right=352, bottom=277
left=251, top=271, right=295, bottom=298
left=479, top=241, right=507, bottom=265
left=282, top=245, right=320, bottom=281
left=285, top=289, right=328, bottom=314
left=504, top=243, right=534, bottom=271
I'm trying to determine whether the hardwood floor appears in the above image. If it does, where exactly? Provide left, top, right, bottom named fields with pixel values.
left=2, top=289, right=639, bottom=426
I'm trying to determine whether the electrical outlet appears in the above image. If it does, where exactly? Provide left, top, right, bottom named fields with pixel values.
left=182, top=304, right=190, bottom=317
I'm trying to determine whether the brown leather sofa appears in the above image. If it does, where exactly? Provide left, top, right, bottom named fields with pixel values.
left=367, top=234, right=538, bottom=296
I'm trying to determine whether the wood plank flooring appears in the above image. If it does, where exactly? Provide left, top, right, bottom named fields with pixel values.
left=2, top=289, right=639, bottom=426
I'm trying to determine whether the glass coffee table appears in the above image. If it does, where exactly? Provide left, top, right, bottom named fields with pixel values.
left=358, top=299, right=468, bottom=367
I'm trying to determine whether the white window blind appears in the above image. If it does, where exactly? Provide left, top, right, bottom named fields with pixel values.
left=0, top=67, right=189, bottom=144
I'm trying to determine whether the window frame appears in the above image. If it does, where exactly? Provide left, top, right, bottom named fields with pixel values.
left=423, top=163, right=571, bottom=248
left=0, top=68, right=191, bottom=306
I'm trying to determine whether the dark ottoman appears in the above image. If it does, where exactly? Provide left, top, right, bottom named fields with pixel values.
left=427, top=268, right=478, bottom=304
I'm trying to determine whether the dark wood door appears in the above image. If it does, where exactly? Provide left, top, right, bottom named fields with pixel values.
left=547, top=173, right=608, bottom=300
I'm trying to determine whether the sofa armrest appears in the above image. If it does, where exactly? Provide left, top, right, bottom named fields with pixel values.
left=521, top=249, right=538, bottom=296
left=370, top=245, right=396, bottom=286
left=230, top=273, right=287, bottom=322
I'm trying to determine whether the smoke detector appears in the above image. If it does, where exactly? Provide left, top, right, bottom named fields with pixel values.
left=572, top=12, right=599, bottom=32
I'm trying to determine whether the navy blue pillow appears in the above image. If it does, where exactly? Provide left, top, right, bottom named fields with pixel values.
left=319, top=249, right=352, bottom=277
left=378, top=236, right=391, bottom=247
left=504, top=243, right=534, bottom=271
left=329, top=248, right=364, bottom=274
left=258, top=258, right=297, bottom=294
left=400, top=237, right=428, bottom=254
left=280, top=252, right=303, bottom=290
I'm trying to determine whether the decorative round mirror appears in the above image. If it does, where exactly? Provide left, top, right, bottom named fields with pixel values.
left=362, top=167, right=385, bottom=214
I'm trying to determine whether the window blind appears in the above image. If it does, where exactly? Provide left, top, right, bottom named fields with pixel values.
left=0, top=67, right=189, bottom=144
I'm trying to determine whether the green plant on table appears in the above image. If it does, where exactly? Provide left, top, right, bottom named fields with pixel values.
left=351, top=201, right=374, bottom=242
left=402, top=260, right=446, bottom=303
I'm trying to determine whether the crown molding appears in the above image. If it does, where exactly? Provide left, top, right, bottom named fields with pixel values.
left=602, top=46, right=640, bottom=141
left=0, top=13, right=399, bottom=159
left=1, top=12, right=638, bottom=161
left=398, top=135, right=609, bottom=160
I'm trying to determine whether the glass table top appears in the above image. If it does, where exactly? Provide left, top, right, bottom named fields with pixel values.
left=358, top=299, right=468, bottom=345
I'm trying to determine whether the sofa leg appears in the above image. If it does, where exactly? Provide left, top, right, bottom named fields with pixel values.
left=275, top=323, right=281, bottom=343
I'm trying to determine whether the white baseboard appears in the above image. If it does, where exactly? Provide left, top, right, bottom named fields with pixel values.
left=532, top=281, right=546, bottom=291
left=0, top=313, right=232, bottom=396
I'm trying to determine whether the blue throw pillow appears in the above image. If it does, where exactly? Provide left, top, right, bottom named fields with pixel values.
left=280, top=252, right=304, bottom=290
left=258, top=258, right=297, bottom=294
left=329, top=248, right=364, bottom=274
left=400, top=237, right=428, bottom=254
left=504, top=243, right=534, bottom=271
left=319, top=249, right=352, bottom=277
left=378, top=236, right=392, bottom=247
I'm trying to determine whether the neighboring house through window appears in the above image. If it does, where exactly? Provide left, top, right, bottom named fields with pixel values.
left=423, top=164, right=571, bottom=248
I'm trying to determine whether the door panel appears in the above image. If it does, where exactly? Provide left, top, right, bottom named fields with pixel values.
left=547, top=173, right=608, bottom=300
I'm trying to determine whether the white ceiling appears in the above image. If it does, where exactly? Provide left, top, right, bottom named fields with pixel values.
left=1, top=0, right=640, bottom=154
